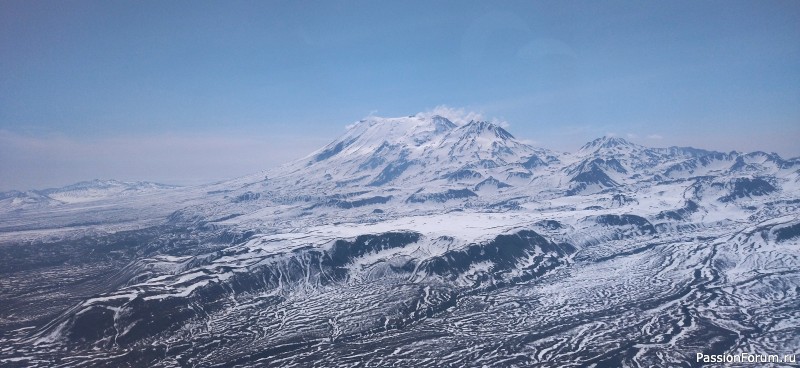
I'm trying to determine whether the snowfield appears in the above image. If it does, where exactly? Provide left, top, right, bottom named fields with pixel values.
left=1, top=114, right=798, bottom=367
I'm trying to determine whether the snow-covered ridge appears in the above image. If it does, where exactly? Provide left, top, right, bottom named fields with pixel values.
left=42, top=179, right=179, bottom=202
left=1, top=112, right=799, bottom=367
left=0, top=179, right=179, bottom=210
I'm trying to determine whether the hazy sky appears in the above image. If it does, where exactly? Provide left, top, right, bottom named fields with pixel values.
left=2, top=0, right=799, bottom=190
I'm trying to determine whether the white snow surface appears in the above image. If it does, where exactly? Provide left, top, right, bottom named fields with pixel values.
left=2, top=113, right=800, bottom=367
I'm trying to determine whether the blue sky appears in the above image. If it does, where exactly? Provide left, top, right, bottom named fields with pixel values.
left=1, top=0, right=799, bottom=190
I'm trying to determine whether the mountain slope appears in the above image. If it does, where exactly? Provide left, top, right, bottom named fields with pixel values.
left=1, top=113, right=799, bottom=367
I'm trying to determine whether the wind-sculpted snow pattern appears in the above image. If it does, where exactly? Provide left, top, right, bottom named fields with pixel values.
left=1, top=114, right=799, bottom=367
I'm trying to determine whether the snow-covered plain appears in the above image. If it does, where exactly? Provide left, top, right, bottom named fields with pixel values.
left=1, top=114, right=799, bottom=367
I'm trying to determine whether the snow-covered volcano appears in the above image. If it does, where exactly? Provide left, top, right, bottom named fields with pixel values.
left=1, top=112, right=799, bottom=367
left=187, top=114, right=798, bottom=230
left=274, top=114, right=550, bottom=191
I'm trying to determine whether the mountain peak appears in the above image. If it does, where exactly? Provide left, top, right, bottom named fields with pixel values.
left=578, top=136, right=641, bottom=154
left=430, top=115, right=457, bottom=132
left=460, top=120, right=514, bottom=140
left=296, top=113, right=536, bottom=188
left=311, top=114, right=461, bottom=164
